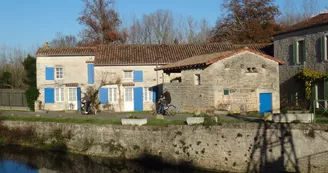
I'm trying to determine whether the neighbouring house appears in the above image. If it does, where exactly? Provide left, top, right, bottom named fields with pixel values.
left=36, top=43, right=274, bottom=112
left=274, top=12, right=328, bottom=109
left=155, top=47, right=285, bottom=114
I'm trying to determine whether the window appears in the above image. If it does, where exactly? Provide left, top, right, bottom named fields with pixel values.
left=68, top=88, right=76, bottom=101
left=194, top=74, right=201, bottom=85
left=224, top=90, right=230, bottom=95
left=108, top=87, right=118, bottom=103
left=144, top=87, right=153, bottom=101
left=55, top=88, right=64, bottom=102
left=326, top=36, right=328, bottom=60
left=55, top=67, right=63, bottom=79
left=124, top=88, right=133, bottom=102
left=123, top=71, right=133, bottom=80
left=246, top=67, right=257, bottom=73
left=294, top=39, right=306, bottom=64
left=322, top=35, right=328, bottom=61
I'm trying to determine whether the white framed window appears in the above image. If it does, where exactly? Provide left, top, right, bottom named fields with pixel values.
left=68, top=88, right=77, bottom=101
left=295, top=39, right=305, bottom=64
left=323, top=35, right=328, bottom=61
left=123, top=71, right=133, bottom=80
left=144, top=87, right=153, bottom=101
left=55, top=67, right=64, bottom=79
left=55, top=88, right=64, bottom=102
left=108, top=87, right=118, bottom=103
left=194, top=74, right=201, bottom=85
left=124, top=88, right=133, bottom=102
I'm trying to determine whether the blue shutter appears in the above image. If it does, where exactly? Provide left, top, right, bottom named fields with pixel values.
left=152, top=86, right=158, bottom=102
left=134, top=87, right=143, bottom=111
left=87, top=64, right=94, bottom=84
left=99, top=88, right=108, bottom=104
left=77, top=87, right=81, bottom=110
left=44, top=88, right=55, bottom=103
left=45, top=67, right=54, bottom=80
left=133, top=71, right=143, bottom=82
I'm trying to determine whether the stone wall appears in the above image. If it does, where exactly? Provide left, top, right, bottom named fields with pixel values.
left=165, top=52, right=280, bottom=113
left=2, top=121, right=328, bottom=173
left=274, top=25, right=328, bottom=104
left=36, top=56, right=94, bottom=111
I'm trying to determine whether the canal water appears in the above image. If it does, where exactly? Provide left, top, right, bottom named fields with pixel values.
left=0, top=145, right=221, bottom=173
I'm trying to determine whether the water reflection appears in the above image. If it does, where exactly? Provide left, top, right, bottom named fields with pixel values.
left=0, top=145, right=220, bottom=173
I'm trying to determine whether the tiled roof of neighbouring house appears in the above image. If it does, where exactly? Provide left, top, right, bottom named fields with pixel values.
left=275, top=13, right=328, bottom=36
left=94, top=43, right=273, bottom=65
left=35, top=43, right=273, bottom=65
left=36, top=47, right=96, bottom=56
left=155, top=47, right=285, bottom=71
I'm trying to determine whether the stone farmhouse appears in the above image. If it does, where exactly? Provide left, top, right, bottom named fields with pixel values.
left=35, top=43, right=277, bottom=113
left=274, top=12, right=328, bottom=109
left=156, top=47, right=285, bottom=114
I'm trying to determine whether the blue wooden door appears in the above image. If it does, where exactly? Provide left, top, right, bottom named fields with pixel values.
left=77, top=87, right=81, bottom=111
left=259, top=93, right=272, bottom=114
left=134, top=87, right=143, bottom=111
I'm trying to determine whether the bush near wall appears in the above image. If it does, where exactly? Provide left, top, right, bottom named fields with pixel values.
left=25, top=87, right=40, bottom=111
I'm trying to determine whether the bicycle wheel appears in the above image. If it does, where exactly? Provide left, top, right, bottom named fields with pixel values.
left=166, top=105, right=177, bottom=116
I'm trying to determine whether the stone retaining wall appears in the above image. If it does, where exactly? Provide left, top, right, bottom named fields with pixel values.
left=2, top=121, right=328, bottom=173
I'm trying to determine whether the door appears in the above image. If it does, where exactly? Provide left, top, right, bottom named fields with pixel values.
left=124, top=87, right=134, bottom=111
left=134, top=87, right=143, bottom=111
left=259, top=93, right=272, bottom=115
left=68, top=88, right=78, bottom=110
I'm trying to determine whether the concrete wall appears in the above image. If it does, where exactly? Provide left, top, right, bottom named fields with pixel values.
left=274, top=25, right=328, bottom=104
left=3, top=121, right=328, bottom=173
left=36, top=56, right=94, bottom=111
left=165, top=52, right=280, bottom=113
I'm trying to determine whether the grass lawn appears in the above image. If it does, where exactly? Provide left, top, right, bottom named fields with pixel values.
left=0, top=109, right=31, bottom=112
left=0, top=115, right=244, bottom=126
left=0, top=116, right=187, bottom=126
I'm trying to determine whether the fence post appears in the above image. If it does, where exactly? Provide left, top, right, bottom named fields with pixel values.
left=313, top=100, right=316, bottom=123
left=22, top=92, right=24, bottom=106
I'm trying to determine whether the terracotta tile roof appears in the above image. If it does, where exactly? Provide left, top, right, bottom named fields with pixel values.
left=275, top=13, right=328, bottom=36
left=36, top=47, right=96, bottom=56
left=155, top=47, right=285, bottom=71
left=94, top=43, right=273, bottom=65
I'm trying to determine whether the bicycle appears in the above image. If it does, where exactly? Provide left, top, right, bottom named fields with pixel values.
left=154, top=99, right=177, bottom=116
left=80, top=101, right=96, bottom=115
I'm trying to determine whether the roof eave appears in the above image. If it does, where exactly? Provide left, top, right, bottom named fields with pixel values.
left=36, top=54, right=95, bottom=57
left=274, top=22, right=328, bottom=37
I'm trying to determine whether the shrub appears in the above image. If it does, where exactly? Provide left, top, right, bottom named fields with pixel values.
left=25, top=87, right=40, bottom=111
left=203, top=116, right=218, bottom=128
left=281, top=107, right=288, bottom=114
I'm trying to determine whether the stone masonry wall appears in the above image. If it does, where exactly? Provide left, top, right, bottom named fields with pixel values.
left=165, top=52, right=280, bottom=113
left=36, top=56, right=94, bottom=111
left=211, top=52, right=280, bottom=113
left=3, top=121, right=328, bottom=173
left=274, top=25, right=328, bottom=102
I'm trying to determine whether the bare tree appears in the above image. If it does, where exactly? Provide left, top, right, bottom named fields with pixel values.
left=77, top=0, right=126, bottom=45
left=0, top=45, right=27, bottom=89
left=278, top=0, right=319, bottom=26
left=49, top=32, right=78, bottom=48
left=149, top=9, right=175, bottom=44
left=196, top=19, right=211, bottom=43
left=127, top=10, right=212, bottom=44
